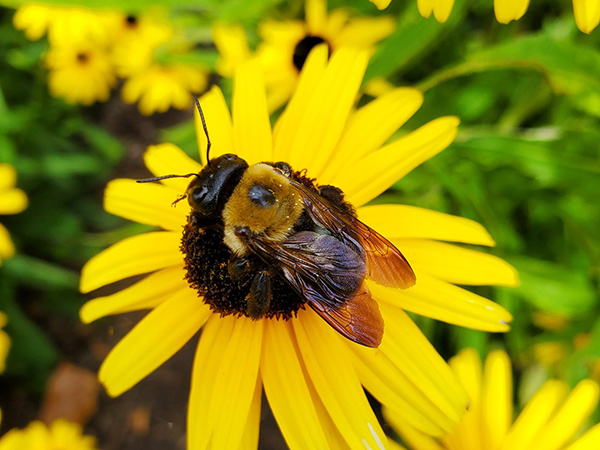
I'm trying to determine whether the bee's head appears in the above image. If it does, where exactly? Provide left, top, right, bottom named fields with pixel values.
left=186, top=154, right=249, bottom=218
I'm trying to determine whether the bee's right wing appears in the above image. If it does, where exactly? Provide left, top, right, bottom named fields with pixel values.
left=248, top=231, right=383, bottom=347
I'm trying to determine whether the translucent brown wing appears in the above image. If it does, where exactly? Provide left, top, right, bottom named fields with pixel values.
left=290, top=181, right=416, bottom=289
left=247, top=231, right=384, bottom=347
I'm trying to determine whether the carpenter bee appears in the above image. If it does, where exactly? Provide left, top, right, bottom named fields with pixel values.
left=139, top=100, right=416, bottom=348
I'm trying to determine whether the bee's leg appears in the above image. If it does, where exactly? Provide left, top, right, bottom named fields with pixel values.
left=246, top=270, right=272, bottom=319
left=228, top=255, right=261, bottom=281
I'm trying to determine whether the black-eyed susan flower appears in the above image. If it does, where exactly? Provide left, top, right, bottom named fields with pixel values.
left=371, top=0, right=599, bottom=33
left=80, top=48, right=518, bottom=449
left=45, top=42, right=116, bottom=106
left=0, top=419, right=97, bottom=450
left=386, top=348, right=600, bottom=450
left=0, top=164, right=27, bottom=266
left=214, top=0, right=395, bottom=111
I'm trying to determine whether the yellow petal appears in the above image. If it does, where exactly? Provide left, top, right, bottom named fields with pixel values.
left=528, top=379, right=600, bottom=450
left=443, top=349, right=483, bottom=450
left=357, top=204, right=496, bottom=246
left=573, top=0, right=600, bottom=33
left=293, top=309, right=388, bottom=450
left=99, top=289, right=210, bottom=396
left=80, top=265, right=187, bottom=323
left=321, top=88, right=424, bottom=183
left=143, top=143, right=203, bottom=191
left=104, top=179, right=188, bottom=231
left=384, top=409, right=446, bottom=450
left=334, top=116, right=460, bottom=207
left=233, top=58, right=273, bottom=164
left=196, top=86, right=235, bottom=165
left=212, top=23, right=250, bottom=78
left=395, top=239, right=519, bottom=286
left=418, top=0, right=455, bottom=23
left=306, top=0, right=327, bottom=35
left=334, top=16, right=396, bottom=48
left=350, top=304, right=468, bottom=436
left=0, top=164, right=16, bottom=190
left=80, top=231, right=183, bottom=293
left=261, top=319, right=330, bottom=450
left=273, top=44, right=328, bottom=160
left=373, top=273, right=512, bottom=331
left=0, top=188, right=28, bottom=215
left=494, top=0, right=530, bottom=24
left=481, top=350, right=513, bottom=449
left=188, top=315, right=263, bottom=450
left=284, top=48, right=368, bottom=178
left=237, top=374, right=262, bottom=450
left=370, top=0, right=392, bottom=9
left=565, top=422, right=600, bottom=450
left=0, top=222, right=15, bottom=261
left=500, top=380, right=568, bottom=450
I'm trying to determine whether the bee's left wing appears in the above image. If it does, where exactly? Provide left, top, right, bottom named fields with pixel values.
left=248, top=231, right=383, bottom=347
left=291, top=181, right=416, bottom=289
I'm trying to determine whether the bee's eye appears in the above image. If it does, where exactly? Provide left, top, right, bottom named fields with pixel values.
left=248, top=184, right=276, bottom=208
left=190, top=186, right=209, bottom=207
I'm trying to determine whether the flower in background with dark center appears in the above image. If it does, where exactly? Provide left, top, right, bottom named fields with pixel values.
left=386, top=348, right=600, bottom=450
left=0, top=164, right=27, bottom=266
left=45, top=42, right=116, bottom=106
left=0, top=419, right=97, bottom=450
left=213, top=0, right=395, bottom=111
left=370, top=0, right=599, bottom=33
left=80, top=48, right=518, bottom=449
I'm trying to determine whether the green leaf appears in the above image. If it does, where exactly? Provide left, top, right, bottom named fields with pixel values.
left=3, top=254, right=79, bottom=290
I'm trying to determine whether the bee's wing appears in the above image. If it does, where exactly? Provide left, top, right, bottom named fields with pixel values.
left=248, top=231, right=383, bottom=347
left=291, top=182, right=416, bottom=289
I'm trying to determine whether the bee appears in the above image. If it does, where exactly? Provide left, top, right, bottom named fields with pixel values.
left=139, top=100, right=416, bottom=348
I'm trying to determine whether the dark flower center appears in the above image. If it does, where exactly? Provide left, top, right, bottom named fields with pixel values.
left=180, top=167, right=356, bottom=320
left=125, top=15, right=138, bottom=28
left=292, top=35, right=331, bottom=71
left=76, top=52, right=89, bottom=64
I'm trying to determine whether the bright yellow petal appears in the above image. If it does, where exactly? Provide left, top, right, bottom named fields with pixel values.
left=0, top=188, right=28, bottom=215
left=188, top=315, right=263, bottom=450
left=481, top=350, right=513, bottom=449
left=104, top=179, right=188, bottom=231
left=529, top=379, right=600, bottom=450
left=273, top=44, right=328, bottom=160
left=233, top=58, right=273, bottom=164
left=350, top=304, right=468, bottom=436
left=384, top=410, right=446, bottom=450
left=370, top=0, right=392, bottom=9
left=573, top=0, right=600, bottom=33
left=79, top=265, right=187, bottom=323
left=305, top=0, right=327, bottom=34
left=334, top=16, right=396, bottom=47
left=373, top=273, right=512, bottom=331
left=212, top=23, right=250, bottom=77
left=334, top=116, right=460, bottom=207
left=237, top=375, right=262, bottom=450
left=143, top=143, right=203, bottom=192
left=357, top=204, right=496, bottom=246
left=395, top=239, right=519, bottom=286
left=565, top=422, right=600, bottom=450
left=0, top=164, right=16, bottom=190
left=0, top=222, right=15, bottom=261
left=494, top=0, right=530, bottom=24
left=499, top=380, right=568, bottom=450
left=261, top=319, right=330, bottom=450
left=321, top=88, right=423, bottom=183
left=196, top=86, right=235, bottom=165
left=99, top=289, right=210, bottom=396
left=284, top=48, right=368, bottom=178
left=418, top=0, right=455, bottom=22
left=293, top=309, right=388, bottom=450
left=80, top=231, right=183, bottom=293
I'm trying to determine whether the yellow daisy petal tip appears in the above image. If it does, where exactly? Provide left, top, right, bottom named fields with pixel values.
left=370, top=0, right=393, bottom=9
left=573, top=0, right=600, bottom=33
left=494, top=0, right=530, bottom=24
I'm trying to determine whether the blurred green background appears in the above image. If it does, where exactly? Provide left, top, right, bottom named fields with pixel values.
left=0, top=0, right=599, bottom=444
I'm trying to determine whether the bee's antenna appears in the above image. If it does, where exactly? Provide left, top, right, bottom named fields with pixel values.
left=136, top=173, right=199, bottom=183
left=194, top=98, right=212, bottom=166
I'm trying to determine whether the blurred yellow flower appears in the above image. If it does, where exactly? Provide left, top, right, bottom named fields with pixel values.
left=0, top=419, right=97, bottom=450
left=13, top=3, right=115, bottom=46
left=0, top=164, right=27, bottom=266
left=386, top=348, right=600, bottom=450
left=214, top=0, right=395, bottom=111
left=532, top=341, right=567, bottom=369
left=121, top=64, right=208, bottom=115
left=0, top=312, right=10, bottom=374
left=46, top=42, right=116, bottom=106
left=80, top=48, right=517, bottom=449
left=370, top=0, right=599, bottom=33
